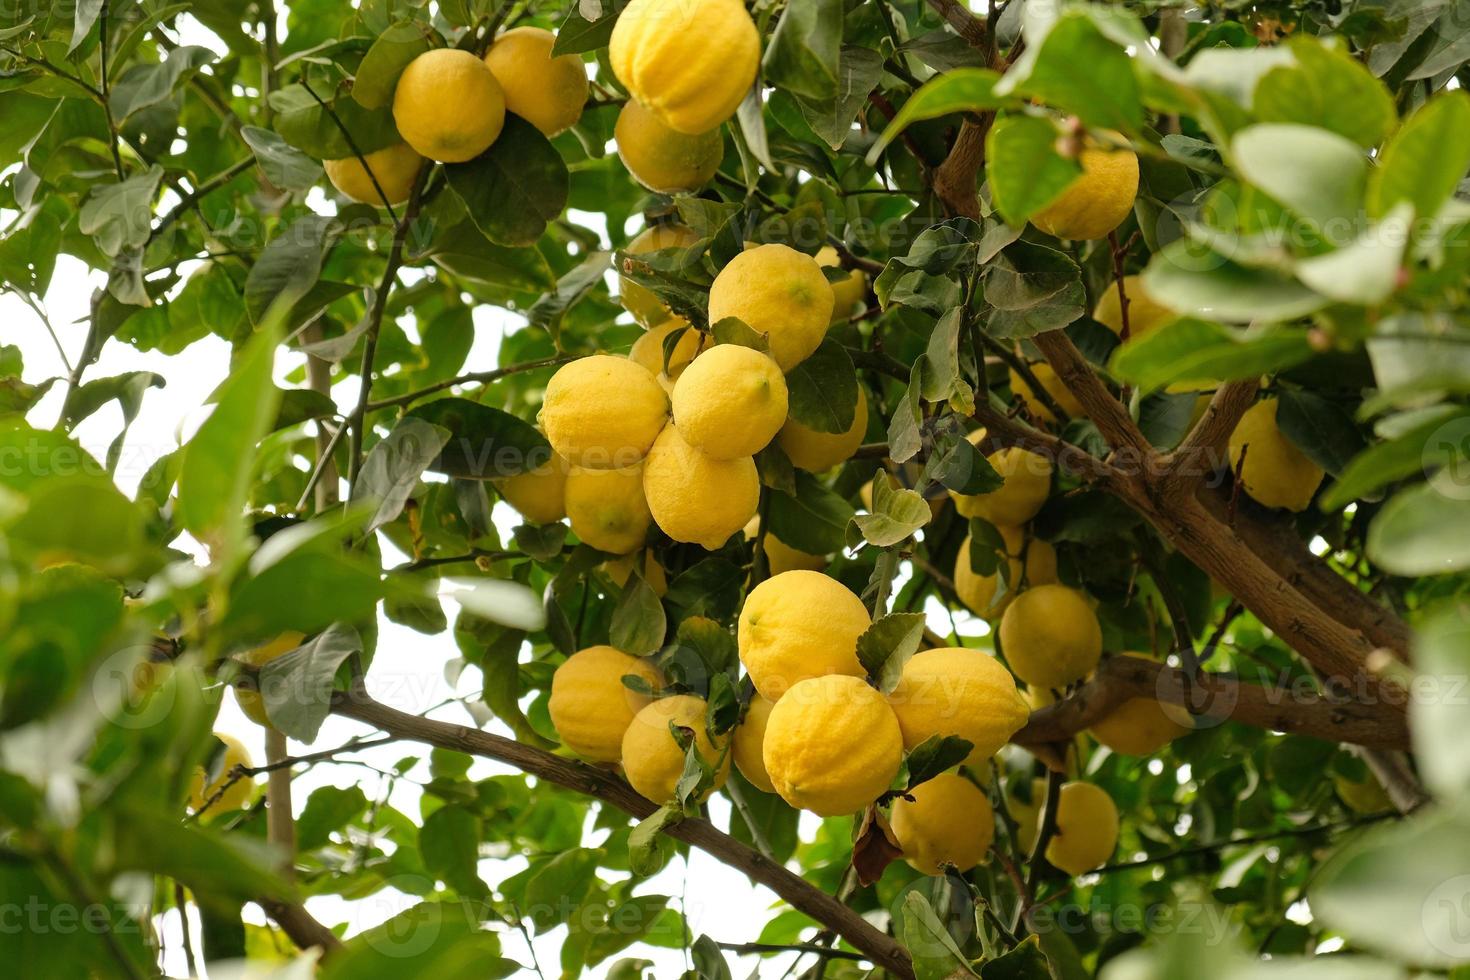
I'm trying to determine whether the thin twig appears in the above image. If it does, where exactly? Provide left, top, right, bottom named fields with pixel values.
left=365, top=354, right=578, bottom=411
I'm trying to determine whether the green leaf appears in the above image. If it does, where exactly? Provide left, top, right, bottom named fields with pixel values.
left=985, top=115, right=1081, bottom=229
left=1274, top=389, right=1366, bottom=478
left=446, top=115, right=569, bottom=247
left=259, top=624, right=362, bottom=742
left=244, top=214, right=336, bottom=323
left=1366, top=314, right=1470, bottom=406
left=984, top=241, right=1086, bottom=339
left=1366, top=478, right=1470, bottom=576
left=1140, top=241, right=1326, bottom=324
left=856, top=612, right=926, bottom=692
left=999, top=10, right=1143, bottom=135
left=270, top=84, right=402, bottom=159
left=78, top=166, right=163, bottom=257
left=710, top=316, right=768, bottom=352
left=1230, top=124, right=1368, bottom=232
left=629, top=805, right=681, bottom=876
left=297, top=785, right=370, bottom=850
left=352, top=417, right=452, bottom=533
left=1411, top=605, right=1470, bottom=799
left=784, top=338, right=857, bottom=435
left=529, top=250, right=611, bottom=341
left=241, top=125, right=322, bottom=192
left=610, top=573, right=667, bottom=657
left=1109, top=317, right=1314, bottom=393
left=406, top=397, right=550, bottom=479
left=421, top=805, right=487, bottom=896
left=904, top=735, right=975, bottom=792
left=551, top=5, right=620, bottom=56
left=526, top=849, right=600, bottom=929
left=325, top=901, right=507, bottom=977
left=109, top=45, right=213, bottom=122
left=798, top=46, right=884, bottom=150
left=869, top=68, right=1007, bottom=162
left=887, top=365, right=924, bottom=464
left=1294, top=204, right=1413, bottom=306
left=117, top=807, right=288, bottom=902
left=899, top=891, right=978, bottom=980
left=762, top=0, right=840, bottom=102
left=1321, top=407, right=1470, bottom=511
left=930, top=430, right=1002, bottom=496
left=768, top=470, right=855, bottom=555
left=1368, top=91, right=1470, bottom=221
left=852, top=475, right=930, bottom=547
left=1253, top=37, right=1396, bottom=149
left=353, top=21, right=437, bottom=110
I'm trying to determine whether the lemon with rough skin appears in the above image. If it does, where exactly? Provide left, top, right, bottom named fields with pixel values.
left=887, top=647, right=1031, bottom=765
left=1228, top=398, right=1324, bottom=512
left=549, top=645, right=662, bottom=763
left=1093, top=275, right=1178, bottom=341
left=642, top=424, right=759, bottom=549
left=393, top=48, right=506, bottom=163
left=1031, top=141, right=1139, bottom=241
left=603, top=550, right=668, bottom=596
left=952, top=444, right=1053, bottom=526
left=616, top=98, right=723, bottom=193
left=610, top=0, right=759, bottom=134
left=542, top=355, right=669, bottom=468
left=483, top=26, right=587, bottom=137
left=954, top=526, right=1058, bottom=619
left=999, top=585, right=1102, bottom=690
left=817, top=245, right=866, bottom=322
left=622, top=694, right=729, bottom=804
left=493, top=447, right=568, bottom=525
left=233, top=632, right=305, bottom=728
left=708, top=244, right=835, bottom=370
left=1090, top=696, right=1189, bottom=757
left=891, top=773, right=996, bottom=875
left=763, top=674, right=902, bottom=816
left=672, top=345, right=788, bottom=459
left=778, top=386, right=868, bottom=473
left=732, top=694, right=776, bottom=793
left=738, top=569, right=870, bottom=700
left=1045, top=781, right=1120, bottom=875
left=565, top=463, right=652, bottom=555
left=629, top=317, right=702, bottom=382
left=620, top=223, right=701, bottom=327
left=1010, top=363, right=1085, bottom=423
left=189, top=733, right=255, bottom=813
left=324, top=143, right=423, bottom=206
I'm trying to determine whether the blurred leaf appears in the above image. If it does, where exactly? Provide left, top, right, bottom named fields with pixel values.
left=985, top=114, right=1081, bottom=229
left=297, top=785, right=370, bottom=850
left=1231, top=124, right=1367, bottom=232
left=1369, top=91, right=1470, bottom=221
left=1141, top=242, right=1326, bottom=324
left=1410, top=604, right=1470, bottom=799
left=1275, top=389, right=1366, bottom=478
left=870, top=68, right=1006, bottom=162
left=1366, top=478, right=1470, bottom=576
left=999, top=9, right=1144, bottom=135
left=1110, top=317, right=1314, bottom=394
left=1253, top=38, right=1395, bottom=148
left=260, top=624, right=362, bottom=742
left=270, top=84, right=401, bottom=158
left=421, top=804, right=486, bottom=895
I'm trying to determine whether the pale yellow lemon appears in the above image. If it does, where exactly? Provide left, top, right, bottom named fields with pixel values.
left=1032, top=142, right=1139, bottom=241
left=707, top=244, right=835, bottom=370
left=628, top=317, right=702, bottom=381
left=393, top=48, right=505, bottom=162
left=671, top=345, right=787, bottom=459
left=732, top=694, right=776, bottom=793
left=778, top=387, right=868, bottom=473
left=998, top=585, right=1102, bottom=690
left=549, top=646, right=662, bottom=762
left=887, top=647, right=1031, bottom=765
left=738, top=570, right=870, bottom=700
left=1228, top=398, right=1324, bottom=512
left=890, top=773, right=996, bottom=875
left=642, top=424, right=759, bottom=550
left=188, top=733, right=255, bottom=814
left=541, top=355, right=669, bottom=468
left=616, top=98, right=723, bottom=193
left=483, top=26, right=587, bottom=136
left=323, top=143, right=423, bottom=206
left=1045, top=781, right=1120, bottom=874
left=953, top=526, right=1058, bottom=619
left=816, top=245, right=866, bottom=323
left=621, top=694, right=729, bottom=804
left=494, top=448, right=569, bottom=525
left=951, top=445, right=1053, bottom=527
left=564, top=463, right=652, bottom=555
left=233, top=632, right=305, bottom=728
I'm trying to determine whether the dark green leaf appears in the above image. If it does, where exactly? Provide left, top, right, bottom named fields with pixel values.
left=353, top=21, right=437, bottom=109
left=407, top=397, right=550, bottom=479
left=904, top=735, right=975, bottom=792
left=856, top=612, right=926, bottom=692
left=610, top=573, right=667, bottom=657
left=446, top=115, right=569, bottom=247
left=241, top=125, right=323, bottom=192
left=259, top=624, right=362, bottom=742
left=353, top=417, right=452, bottom=533
left=784, top=338, right=856, bottom=434
left=768, top=471, right=855, bottom=555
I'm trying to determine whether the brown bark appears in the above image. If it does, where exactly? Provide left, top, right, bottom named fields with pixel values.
left=932, top=118, right=988, bottom=220
left=257, top=897, right=344, bottom=959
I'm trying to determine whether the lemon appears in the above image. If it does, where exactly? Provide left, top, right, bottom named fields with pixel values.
left=738, top=569, right=870, bottom=700
left=628, top=317, right=702, bottom=383
left=890, top=773, right=995, bottom=875
left=1333, top=770, right=1393, bottom=814
left=952, top=444, right=1053, bottom=526
left=732, top=694, right=776, bottom=793
left=1228, top=398, right=1324, bottom=512
left=1090, top=696, right=1189, bottom=756
left=393, top=48, right=506, bottom=163
left=620, top=223, right=701, bottom=327
left=1031, top=141, right=1139, bottom=241
left=672, top=345, right=788, bottom=459
left=616, top=98, right=723, bottom=193
left=998, top=585, right=1102, bottom=690
left=565, top=463, right=652, bottom=555
left=887, top=648, right=1031, bottom=765
left=1009, top=363, right=1085, bottom=423
left=188, top=733, right=255, bottom=813
left=642, top=424, right=759, bottom=549
left=1093, top=275, right=1178, bottom=341
left=609, top=0, right=759, bottom=135
left=1044, top=781, right=1119, bottom=875
left=763, top=674, right=902, bottom=816
left=542, top=355, right=670, bottom=469
left=953, top=526, right=1058, bottom=619
left=778, top=387, right=868, bottom=473
left=323, top=143, right=423, bottom=206
left=483, top=26, right=587, bottom=136
left=764, top=534, right=827, bottom=575
left=549, top=645, right=662, bottom=763
left=233, top=632, right=305, bottom=728
left=621, top=694, right=730, bottom=804
left=816, top=245, right=866, bottom=322
left=603, top=550, right=669, bottom=596
left=494, top=448, right=568, bottom=525
left=708, top=244, right=835, bottom=370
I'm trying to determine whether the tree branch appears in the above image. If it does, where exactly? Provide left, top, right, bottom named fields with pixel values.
left=256, top=897, right=344, bottom=959
left=1031, top=330, right=1153, bottom=459
left=1160, top=379, right=1258, bottom=495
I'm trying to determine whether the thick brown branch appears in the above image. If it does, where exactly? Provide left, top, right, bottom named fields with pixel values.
left=925, top=0, right=988, bottom=48
left=932, top=118, right=987, bottom=219
left=1161, top=379, right=1258, bottom=495
left=1032, top=330, right=1153, bottom=459
left=331, top=688, right=916, bottom=979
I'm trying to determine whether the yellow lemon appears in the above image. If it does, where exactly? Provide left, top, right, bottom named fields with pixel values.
left=778, top=386, right=868, bottom=473
left=763, top=674, right=903, bottom=817
left=393, top=48, right=505, bottom=162
left=953, top=526, right=1058, bottom=619
left=565, top=463, right=652, bottom=555
left=732, top=694, right=776, bottom=793
left=493, top=448, right=568, bottom=525
left=1334, top=770, right=1393, bottom=815
left=817, top=245, right=866, bottom=322
left=763, top=534, right=827, bottom=575
left=629, top=317, right=702, bottom=383
left=1093, top=275, right=1178, bottom=341
left=233, top=632, right=305, bottom=728
left=891, top=773, right=996, bottom=875
left=323, top=143, right=423, bottom=206
left=1228, top=398, right=1324, bottom=512
left=1009, top=363, right=1085, bottom=423
left=616, top=98, right=723, bottom=193
left=708, top=244, right=835, bottom=370
left=549, top=645, right=662, bottom=762
left=1032, top=141, right=1139, bottom=241
left=609, top=0, right=759, bottom=135
left=620, top=223, right=702, bottom=327
left=738, top=569, right=870, bottom=700
left=672, top=345, right=788, bottom=459
left=642, top=424, right=759, bottom=549
left=188, top=733, right=255, bottom=814
left=1045, top=781, right=1119, bottom=875
left=483, top=26, right=587, bottom=136
left=1090, top=696, right=1189, bottom=757
left=998, top=585, right=1102, bottom=690
left=603, top=550, right=669, bottom=596
left=887, top=647, right=1031, bottom=765
left=952, top=445, right=1053, bottom=526
left=542, top=355, right=669, bottom=468
left=621, top=694, right=730, bottom=804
